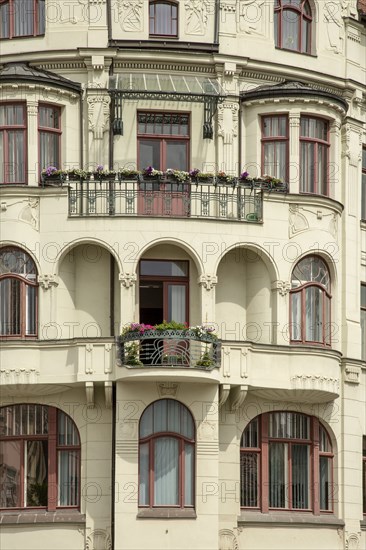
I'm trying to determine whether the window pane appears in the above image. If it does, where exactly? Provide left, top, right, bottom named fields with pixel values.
left=58, top=450, right=79, bottom=506
left=0, top=441, right=21, bottom=507
left=0, top=278, right=21, bottom=335
left=40, top=132, right=60, bottom=170
left=269, top=442, right=287, bottom=508
left=0, top=131, right=3, bottom=182
left=7, top=131, right=25, bottom=183
left=26, top=440, right=48, bottom=507
left=291, top=291, right=301, bottom=341
left=139, top=442, right=150, bottom=505
left=269, top=412, right=309, bottom=439
left=154, top=437, right=179, bottom=505
left=318, top=144, right=327, bottom=195
left=140, top=260, right=188, bottom=277
left=319, top=456, right=331, bottom=510
left=39, top=106, right=60, bottom=129
left=168, top=284, right=186, bottom=323
left=300, top=141, right=315, bottom=192
left=139, top=139, right=160, bottom=170
left=241, top=419, right=258, bottom=448
left=184, top=443, right=194, bottom=505
left=292, top=444, right=309, bottom=508
left=38, top=0, right=45, bottom=34
left=0, top=2, right=10, bottom=38
left=166, top=141, right=187, bottom=171
left=58, top=410, right=80, bottom=446
left=14, top=0, right=34, bottom=36
left=153, top=399, right=168, bottom=433
left=240, top=452, right=258, bottom=507
left=283, top=9, right=299, bottom=50
left=25, top=285, right=37, bottom=335
left=305, top=286, right=322, bottom=342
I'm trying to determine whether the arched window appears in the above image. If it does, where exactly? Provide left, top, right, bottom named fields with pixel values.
left=0, top=404, right=80, bottom=509
left=274, top=0, right=312, bottom=54
left=290, top=256, right=331, bottom=345
left=149, top=1, right=178, bottom=37
left=240, top=412, right=333, bottom=513
left=139, top=399, right=194, bottom=507
left=0, top=247, right=38, bottom=337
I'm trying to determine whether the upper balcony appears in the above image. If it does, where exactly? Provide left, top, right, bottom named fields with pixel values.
left=43, top=173, right=288, bottom=222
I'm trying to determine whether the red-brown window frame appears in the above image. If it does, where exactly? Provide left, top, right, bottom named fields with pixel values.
left=138, top=399, right=195, bottom=509
left=38, top=103, right=62, bottom=178
left=0, top=246, right=38, bottom=338
left=0, top=102, right=27, bottom=184
left=137, top=111, right=190, bottom=171
left=290, top=255, right=331, bottom=347
left=0, top=404, right=81, bottom=511
left=261, top=114, right=289, bottom=183
left=149, top=0, right=178, bottom=38
left=274, top=0, right=312, bottom=54
left=240, top=412, right=334, bottom=514
left=0, top=0, right=45, bottom=40
left=300, top=116, right=330, bottom=196
left=139, top=259, right=190, bottom=325
left=363, top=436, right=366, bottom=515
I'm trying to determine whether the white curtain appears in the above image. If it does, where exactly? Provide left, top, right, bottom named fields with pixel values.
left=154, top=437, right=179, bottom=505
left=292, top=444, right=309, bottom=508
left=305, top=286, right=322, bottom=342
left=14, top=0, right=34, bottom=37
left=269, top=443, right=287, bottom=508
left=184, top=443, right=194, bottom=505
left=168, top=284, right=186, bottom=323
left=0, top=2, right=10, bottom=38
left=58, top=450, right=79, bottom=506
left=139, top=443, right=150, bottom=505
left=291, top=292, right=301, bottom=340
left=8, top=131, right=25, bottom=182
left=283, top=9, right=299, bottom=50
left=319, top=456, right=331, bottom=510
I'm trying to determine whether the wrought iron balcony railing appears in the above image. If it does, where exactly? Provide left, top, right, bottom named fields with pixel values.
left=119, top=329, right=221, bottom=370
left=67, top=178, right=263, bottom=222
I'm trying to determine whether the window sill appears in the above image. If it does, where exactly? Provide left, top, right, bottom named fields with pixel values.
left=137, top=508, right=196, bottom=519
left=238, top=511, right=344, bottom=528
left=0, top=510, right=86, bottom=525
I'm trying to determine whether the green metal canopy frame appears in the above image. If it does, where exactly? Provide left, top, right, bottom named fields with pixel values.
left=109, top=73, right=227, bottom=139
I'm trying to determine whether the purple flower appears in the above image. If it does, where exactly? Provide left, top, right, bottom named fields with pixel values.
left=96, top=164, right=104, bottom=172
left=189, top=169, right=199, bottom=177
left=240, top=171, right=249, bottom=179
left=145, top=166, right=153, bottom=175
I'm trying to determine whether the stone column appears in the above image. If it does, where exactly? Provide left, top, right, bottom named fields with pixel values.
left=271, top=280, right=291, bottom=345
left=37, top=274, right=59, bottom=339
left=27, top=100, right=39, bottom=186
left=119, top=272, right=137, bottom=329
left=198, top=274, right=218, bottom=327
left=288, top=112, right=301, bottom=194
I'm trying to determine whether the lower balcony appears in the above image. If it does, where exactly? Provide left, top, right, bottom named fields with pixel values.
left=117, top=329, right=221, bottom=383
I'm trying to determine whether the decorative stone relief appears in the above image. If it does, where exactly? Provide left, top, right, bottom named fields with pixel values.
left=324, top=2, right=345, bottom=54
left=219, top=530, right=239, bottom=550
left=271, top=280, right=291, bottom=296
left=85, top=529, right=112, bottom=550
left=237, top=0, right=265, bottom=35
left=185, top=0, right=210, bottom=35
left=0, top=368, right=39, bottom=385
left=291, top=375, right=339, bottom=393
left=119, top=272, right=137, bottom=288
left=217, top=102, right=239, bottom=141
left=157, top=382, right=179, bottom=397
left=344, top=366, right=361, bottom=384
left=198, top=421, right=218, bottom=440
left=289, top=204, right=339, bottom=239
left=38, top=274, right=59, bottom=290
left=342, top=125, right=363, bottom=167
left=345, top=532, right=360, bottom=550
left=87, top=94, right=111, bottom=140
left=198, top=274, right=218, bottom=290
left=27, top=101, right=38, bottom=116
left=218, top=384, right=231, bottom=407
left=119, top=0, right=143, bottom=32
left=0, top=198, right=40, bottom=231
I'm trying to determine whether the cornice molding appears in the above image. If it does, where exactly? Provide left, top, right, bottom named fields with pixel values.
left=113, top=61, right=215, bottom=74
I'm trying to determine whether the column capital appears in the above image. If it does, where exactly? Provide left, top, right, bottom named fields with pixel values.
left=198, top=274, right=218, bottom=291
left=119, top=272, right=137, bottom=288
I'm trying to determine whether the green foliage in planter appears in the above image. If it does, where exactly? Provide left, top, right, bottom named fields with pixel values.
left=195, top=350, right=214, bottom=368
left=154, top=320, right=187, bottom=331
left=124, top=342, right=143, bottom=366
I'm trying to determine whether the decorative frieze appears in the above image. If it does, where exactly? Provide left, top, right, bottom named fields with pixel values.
left=119, top=0, right=143, bottom=32
left=290, top=374, right=339, bottom=393
left=185, top=0, right=210, bottom=35
left=157, top=382, right=179, bottom=397
left=344, top=366, right=361, bottom=384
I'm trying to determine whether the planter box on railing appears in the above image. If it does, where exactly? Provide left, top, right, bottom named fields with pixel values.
left=119, top=329, right=220, bottom=370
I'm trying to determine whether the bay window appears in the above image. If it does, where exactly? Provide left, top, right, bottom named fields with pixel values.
left=240, top=412, right=333, bottom=513
left=0, top=247, right=37, bottom=337
left=139, top=399, right=194, bottom=508
left=0, top=103, right=26, bottom=184
left=0, top=404, right=80, bottom=509
left=300, top=116, right=329, bottom=195
left=0, top=0, right=45, bottom=39
left=290, top=256, right=331, bottom=346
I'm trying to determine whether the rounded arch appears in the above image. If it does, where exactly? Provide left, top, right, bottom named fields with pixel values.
left=139, top=397, right=195, bottom=437
left=287, top=250, right=337, bottom=289
left=0, top=242, right=41, bottom=276
left=135, top=238, right=204, bottom=277
left=213, top=242, right=279, bottom=282
left=54, top=237, right=123, bottom=277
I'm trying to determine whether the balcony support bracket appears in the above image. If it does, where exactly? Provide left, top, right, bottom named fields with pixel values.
left=85, top=381, right=95, bottom=408
left=230, top=385, right=248, bottom=411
